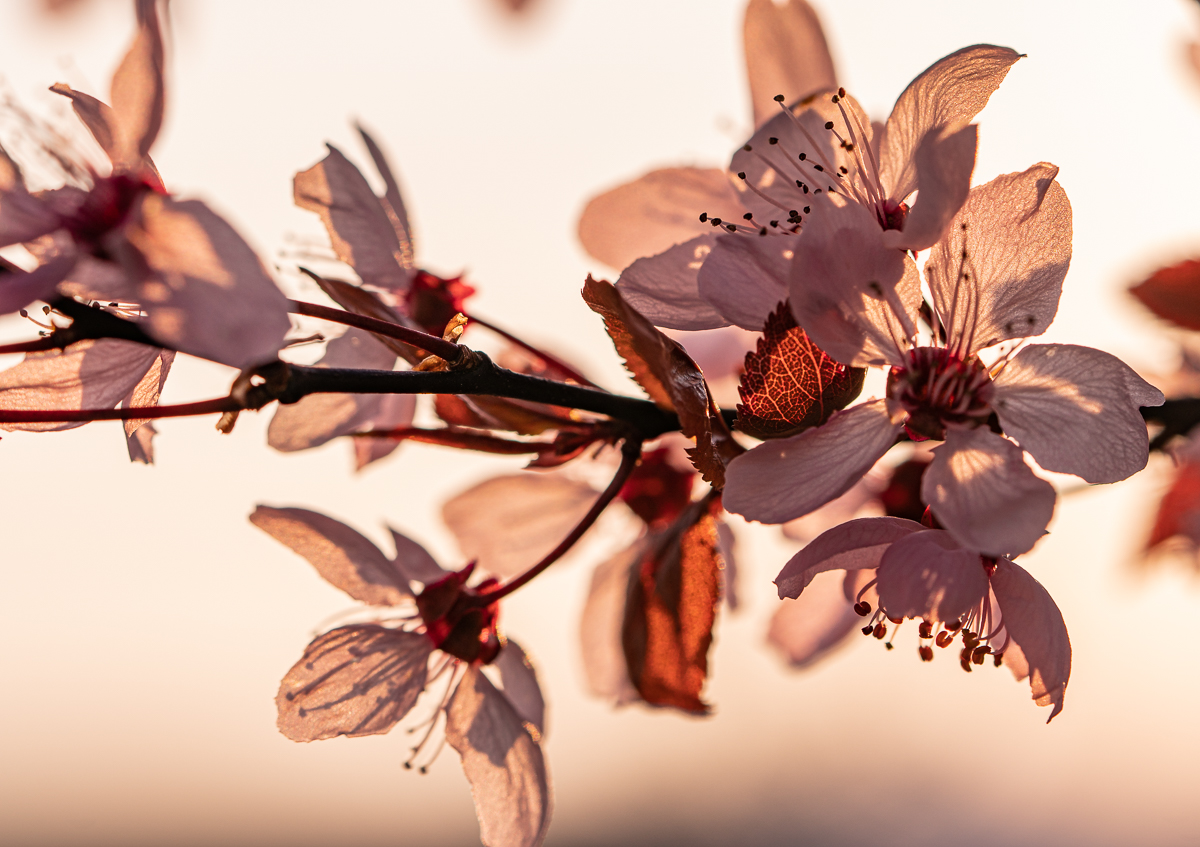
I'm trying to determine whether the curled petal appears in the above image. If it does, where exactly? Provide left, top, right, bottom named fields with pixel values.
left=250, top=506, right=412, bottom=604
left=493, top=639, right=546, bottom=737
left=875, top=530, right=988, bottom=622
left=578, top=167, right=741, bottom=272
left=725, top=398, right=902, bottom=526
left=0, top=338, right=161, bottom=432
left=925, top=163, right=1071, bottom=356
left=789, top=197, right=921, bottom=367
left=923, top=429, right=1056, bottom=556
left=743, top=0, right=837, bottom=127
left=121, top=347, right=174, bottom=462
left=442, top=474, right=600, bottom=578
left=356, top=124, right=416, bottom=265
left=991, top=558, right=1071, bottom=722
left=579, top=545, right=641, bottom=706
left=881, top=123, right=976, bottom=252
left=775, top=515, right=921, bottom=598
left=276, top=625, right=432, bottom=741
left=122, top=194, right=291, bottom=368
left=616, top=235, right=731, bottom=330
left=696, top=234, right=790, bottom=330
left=879, top=45, right=1021, bottom=201
left=993, top=344, right=1163, bottom=484
left=294, top=145, right=413, bottom=291
left=767, top=570, right=861, bottom=668
left=445, top=666, right=552, bottom=847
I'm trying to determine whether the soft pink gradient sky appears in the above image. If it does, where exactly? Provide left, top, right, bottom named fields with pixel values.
left=2, top=1, right=1200, bottom=845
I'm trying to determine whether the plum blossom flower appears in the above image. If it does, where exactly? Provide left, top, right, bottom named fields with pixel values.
left=774, top=515, right=1071, bottom=721
left=251, top=505, right=551, bottom=847
left=724, top=163, right=1164, bottom=556
left=589, top=42, right=1020, bottom=338
left=0, top=0, right=291, bottom=370
left=270, top=130, right=477, bottom=468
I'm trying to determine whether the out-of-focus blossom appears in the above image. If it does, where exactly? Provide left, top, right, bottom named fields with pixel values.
left=0, top=1, right=291, bottom=369
left=725, top=164, right=1163, bottom=556
left=776, top=515, right=1072, bottom=721
left=272, top=131, right=483, bottom=468
left=251, top=505, right=551, bottom=847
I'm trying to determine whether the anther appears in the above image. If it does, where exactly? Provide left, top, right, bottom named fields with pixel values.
left=872, top=622, right=887, bottom=639
left=993, top=652, right=1004, bottom=667
left=919, top=645, right=934, bottom=662
left=960, top=648, right=973, bottom=672
left=743, top=212, right=753, bottom=220
left=918, top=621, right=933, bottom=639
left=853, top=601, right=871, bottom=616
left=743, top=144, right=753, bottom=152
left=774, top=94, right=785, bottom=102
left=710, top=217, right=722, bottom=226
left=971, top=646, right=990, bottom=665
left=798, top=152, right=806, bottom=161
left=699, top=212, right=708, bottom=222
left=803, top=206, right=810, bottom=213
left=737, top=171, right=747, bottom=180
left=935, top=631, right=955, bottom=648
left=861, top=625, right=874, bottom=636
left=768, top=137, right=779, bottom=145
left=813, top=164, right=824, bottom=172
left=824, top=121, right=834, bottom=130
left=838, top=87, right=846, bottom=97
left=831, top=94, right=840, bottom=103
left=770, top=220, right=779, bottom=227
left=726, top=224, right=736, bottom=231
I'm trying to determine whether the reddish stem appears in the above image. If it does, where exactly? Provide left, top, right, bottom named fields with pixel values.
left=0, top=337, right=60, bottom=355
left=477, top=439, right=642, bottom=604
left=351, top=426, right=551, bottom=455
left=0, top=397, right=237, bottom=423
left=288, top=299, right=463, bottom=362
left=466, top=312, right=598, bottom=388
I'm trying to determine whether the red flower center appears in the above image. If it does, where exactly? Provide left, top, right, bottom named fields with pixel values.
left=887, top=346, right=994, bottom=441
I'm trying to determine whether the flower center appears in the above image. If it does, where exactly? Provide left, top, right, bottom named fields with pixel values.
left=887, top=346, right=994, bottom=441
left=62, top=174, right=158, bottom=249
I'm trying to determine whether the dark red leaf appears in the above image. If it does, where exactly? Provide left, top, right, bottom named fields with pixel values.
left=736, top=302, right=865, bottom=439
left=621, top=497, right=723, bottom=714
left=1146, top=459, right=1200, bottom=551
left=1130, top=259, right=1200, bottom=331
left=582, top=276, right=733, bottom=486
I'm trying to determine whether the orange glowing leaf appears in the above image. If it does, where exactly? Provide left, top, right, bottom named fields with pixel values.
left=621, top=498, right=723, bottom=714
left=736, top=302, right=865, bottom=439
left=1130, top=259, right=1200, bottom=331
left=1146, top=459, right=1200, bottom=551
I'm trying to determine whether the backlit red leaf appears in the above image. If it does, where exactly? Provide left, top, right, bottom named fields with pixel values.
left=736, top=302, right=865, bottom=439
left=621, top=497, right=723, bottom=714
left=1146, top=459, right=1200, bottom=551
left=1130, top=259, right=1200, bottom=331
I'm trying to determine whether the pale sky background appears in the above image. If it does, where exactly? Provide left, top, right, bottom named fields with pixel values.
left=1, top=1, right=1200, bottom=845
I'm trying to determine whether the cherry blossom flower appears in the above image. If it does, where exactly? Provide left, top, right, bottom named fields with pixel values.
left=271, top=131, right=476, bottom=467
left=251, top=505, right=551, bottom=847
left=0, top=0, right=291, bottom=370
left=586, top=41, right=1019, bottom=337
left=774, top=515, right=1071, bottom=721
left=724, top=163, right=1164, bottom=556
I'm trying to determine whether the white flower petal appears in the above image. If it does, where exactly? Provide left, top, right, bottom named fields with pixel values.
left=579, top=167, right=742, bottom=272
left=993, top=344, right=1163, bottom=483
left=445, top=667, right=552, bottom=847
left=775, top=515, right=922, bottom=598
left=615, top=235, right=731, bottom=330
left=743, top=0, right=837, bottom=127
left=991, top=558, right=1071, bottom=722
left=725, top=398, right=901, bottom=526
left=881, top=123, right=976, bottom=252
left=925, top=163, right=1071, bottom=355
left=879, top=45, right=1022, bottom=201
left=789, top=197, right=921, bottom=367
left=875, top=529, right=988, bottom=622
left=696, top=234, right=790, bottom=330
left=493, top=639, right=547, bottom=737
left=922, top=429, right=1056, bottom=556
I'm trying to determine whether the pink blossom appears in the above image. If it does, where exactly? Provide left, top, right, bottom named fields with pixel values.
left=0, top=0, right=291, bottom=370
left=775, top=516, right=1072, bottom=721
left=725, top=164, right=1163, bottom=556
left=585, top=43, right=1019, bottom=336
left=251, top=505, right=551, bottom=847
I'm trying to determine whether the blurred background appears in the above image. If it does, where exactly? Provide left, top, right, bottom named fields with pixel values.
left=1, top=1, right=1199, bottom=845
